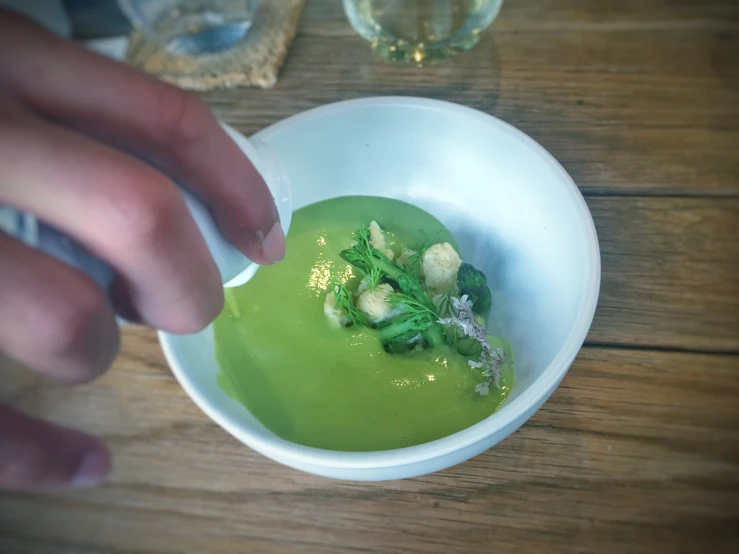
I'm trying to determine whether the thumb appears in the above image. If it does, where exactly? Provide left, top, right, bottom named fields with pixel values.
left=0, top=404, right=110, bottom=490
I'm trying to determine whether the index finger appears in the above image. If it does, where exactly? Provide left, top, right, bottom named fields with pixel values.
left=0, top=10, right=285, bottom=265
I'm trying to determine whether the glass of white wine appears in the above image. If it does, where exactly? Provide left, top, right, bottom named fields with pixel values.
left=343, top=0, right=503, bottom=64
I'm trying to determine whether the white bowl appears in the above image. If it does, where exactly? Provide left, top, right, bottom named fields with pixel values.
left=159, top=97, right=601, bottom=481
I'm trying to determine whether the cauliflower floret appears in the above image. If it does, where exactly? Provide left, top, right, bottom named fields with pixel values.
left=368, top=220, right=395, bottom=260
left=399, top=248, right=417, bottom=266
left=421, top=242, right=462, bottom=292
left=323, top=291, right=348, bottom=327
left=368, top=220, right=385, bottom=250
left=355, top=277, right=370, bottom=296
left=356, top=283, right=396, bottom=324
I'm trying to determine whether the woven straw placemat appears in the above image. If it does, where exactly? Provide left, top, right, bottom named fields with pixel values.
left=125, top=0, right=304, bottom=90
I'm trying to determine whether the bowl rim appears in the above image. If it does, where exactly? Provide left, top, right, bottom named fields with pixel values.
left=159, top=96, right=601, bottom=470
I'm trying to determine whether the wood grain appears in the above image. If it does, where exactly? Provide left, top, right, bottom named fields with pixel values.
left=0, top=328, right=737, bottom=554
left=200, top=1, right=739, bottom=195
left=1, top=1, right=739, bottom=552
left=586, top=197, right=739, bottom=351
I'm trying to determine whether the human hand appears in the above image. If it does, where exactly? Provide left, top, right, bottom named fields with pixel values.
left=0, top=10, right=285, bottom=490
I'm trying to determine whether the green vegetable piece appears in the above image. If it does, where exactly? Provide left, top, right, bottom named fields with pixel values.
left=395, top=273, right=432, bottom=308
left=339, top=225, right=402, bottom=290
left=458, top=262, right=487, bottom=288
left=456, top=262, right=492, bottom=315
left=378, top=313, right=427, bottom=341
left=339, top=248, right=370, bottom=274
left=457, top=336, right=482, bottom=357
left=421, top=321, right=446, bottom=348
left=378, top=312, right=431, bottom=353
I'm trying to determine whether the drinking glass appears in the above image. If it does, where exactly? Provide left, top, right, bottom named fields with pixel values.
left=118, top=0, right=258, bottom=55
left=343, top=0, right=503, bottom=64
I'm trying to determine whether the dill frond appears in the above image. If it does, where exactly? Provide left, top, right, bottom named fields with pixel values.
left=328, top=268, right=370, bottom=327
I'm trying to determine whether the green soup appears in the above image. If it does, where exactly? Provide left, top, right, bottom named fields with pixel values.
left=213, top=196, right=513, bottom=451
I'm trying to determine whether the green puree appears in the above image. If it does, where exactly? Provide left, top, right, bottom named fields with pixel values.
left=213, top=196, right=513, bottom=451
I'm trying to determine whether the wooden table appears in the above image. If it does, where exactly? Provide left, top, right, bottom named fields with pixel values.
left=2, top=1, right=738, bottom=552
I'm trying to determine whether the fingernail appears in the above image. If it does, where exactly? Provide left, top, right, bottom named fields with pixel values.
left=71, top=450, right=109, bottom=488
left=261, top=221, right=285, bottom=263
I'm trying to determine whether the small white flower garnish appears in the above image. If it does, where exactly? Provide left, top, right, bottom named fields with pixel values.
left=439, top=294, right=505, bottom=395
left=453, top=295, right=474, bottom=313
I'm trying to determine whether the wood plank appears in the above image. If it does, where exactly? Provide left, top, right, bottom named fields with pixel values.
left=586, top=197, right=739, bottom=351
left=1, top=331, right=737, bottom=554
left=197, top=14, right=739, bottom=195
